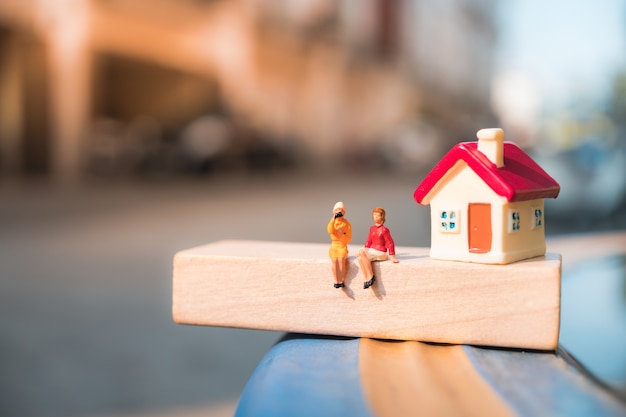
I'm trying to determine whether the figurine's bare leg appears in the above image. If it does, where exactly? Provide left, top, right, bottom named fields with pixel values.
left=331, top=258, right=345, bottom=288
left=336, top=257, right=348, bottom=284
left=358, top=249, right=374, bottom=280
left=358, top=249, right=377, bottom=289
left=331, top=258, right=339, bottom=282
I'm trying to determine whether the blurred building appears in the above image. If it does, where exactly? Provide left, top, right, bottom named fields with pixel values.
left=0, top=0, right=498, bottom=180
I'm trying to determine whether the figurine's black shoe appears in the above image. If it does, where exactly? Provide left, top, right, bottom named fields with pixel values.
left=363, top=276, right=376, bottom=289
left=334, top=283, right=345, bottom=288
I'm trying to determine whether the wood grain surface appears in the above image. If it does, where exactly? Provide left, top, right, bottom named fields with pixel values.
left=359, top=339, right=514, bottom=417
left=173, top=240, right=561, bottom=349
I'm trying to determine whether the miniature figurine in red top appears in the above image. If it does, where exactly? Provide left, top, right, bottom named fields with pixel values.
left=358, top=207, right=398, bottom=289
left=327, top=202, right=352, bottom=288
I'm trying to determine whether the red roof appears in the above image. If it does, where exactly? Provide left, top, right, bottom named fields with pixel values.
left=414, top=141, right=560, bottom=204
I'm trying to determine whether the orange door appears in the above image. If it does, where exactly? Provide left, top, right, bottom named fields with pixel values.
left=468, top=203, right=492, bottom=253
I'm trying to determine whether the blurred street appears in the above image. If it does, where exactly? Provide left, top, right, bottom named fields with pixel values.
left=0, top=170, right=431, bottom=417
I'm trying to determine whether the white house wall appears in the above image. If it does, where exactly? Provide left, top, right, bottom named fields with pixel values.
left=498, top=199, right=547, bottom=263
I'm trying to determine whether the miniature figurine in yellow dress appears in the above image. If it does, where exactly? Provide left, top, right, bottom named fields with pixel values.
left=327, top=201, right=352, bottom=288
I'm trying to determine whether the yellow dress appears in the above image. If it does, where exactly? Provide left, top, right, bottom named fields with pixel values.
left=327, top=217, right=352, bottom=258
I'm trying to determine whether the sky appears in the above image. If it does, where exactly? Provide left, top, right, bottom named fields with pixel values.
left=495, top=0, right=626, bottom=111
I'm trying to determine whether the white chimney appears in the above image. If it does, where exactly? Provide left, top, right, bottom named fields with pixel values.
left=476, top=128, right=505, bottom=168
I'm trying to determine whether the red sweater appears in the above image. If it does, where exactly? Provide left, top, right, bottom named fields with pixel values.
left=365, top=224, right=395, bottom=255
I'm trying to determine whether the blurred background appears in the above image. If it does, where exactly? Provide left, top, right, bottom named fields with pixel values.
left=0, top=0, right=625, bottom=416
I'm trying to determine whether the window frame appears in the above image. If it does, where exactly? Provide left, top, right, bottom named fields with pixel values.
left=439, top=208, right=460, bottom=234
left=507, top=209, right=521, bottom=233
left=530, top=206, right=543, bottom=230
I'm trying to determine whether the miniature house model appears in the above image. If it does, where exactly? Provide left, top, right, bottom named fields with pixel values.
left=413, top=128, right=560, bottom=264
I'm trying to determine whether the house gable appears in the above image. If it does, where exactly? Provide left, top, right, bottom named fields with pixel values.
left=421, top=160, right=506, bottom=209
left=428, top=163, right=507, bottom=260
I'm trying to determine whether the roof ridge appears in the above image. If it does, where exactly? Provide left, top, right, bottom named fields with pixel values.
left=414, top=141, right=560, bottom=204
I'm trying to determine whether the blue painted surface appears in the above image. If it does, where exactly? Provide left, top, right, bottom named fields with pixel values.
left=235, top=335, right=374, bottom=417
left=463, top=345, right=626, bottom=417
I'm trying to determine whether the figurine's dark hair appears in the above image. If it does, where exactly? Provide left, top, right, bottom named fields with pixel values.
left=372, top=207, right=386, bottom=224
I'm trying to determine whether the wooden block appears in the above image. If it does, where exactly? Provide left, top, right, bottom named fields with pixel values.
left=173, top=240, right=561, bottom=350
